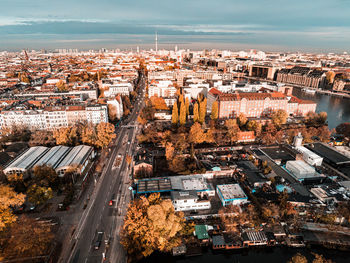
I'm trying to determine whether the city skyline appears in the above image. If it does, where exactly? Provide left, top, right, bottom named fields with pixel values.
left=1, top=0, right=350, bottom=52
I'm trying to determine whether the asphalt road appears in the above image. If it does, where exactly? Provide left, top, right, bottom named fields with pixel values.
left=61, top=74, right=146, bottom=263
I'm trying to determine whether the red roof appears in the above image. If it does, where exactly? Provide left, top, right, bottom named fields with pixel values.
left=209, top=87, right=222, bottom=95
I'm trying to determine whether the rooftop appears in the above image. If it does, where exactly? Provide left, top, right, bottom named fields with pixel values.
left=217, top=184, right=247, bottom=201
left=306, top=143, right=350, bottom=165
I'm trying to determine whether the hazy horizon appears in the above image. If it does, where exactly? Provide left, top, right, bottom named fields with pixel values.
left=1, top=0, right=350, bottom=52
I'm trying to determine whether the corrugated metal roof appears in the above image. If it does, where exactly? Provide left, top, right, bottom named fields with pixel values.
left=35, top=145, right=70, bottom=169
left=56, top=145, right=93, bottom=170
left=5, top=146, right=48, bottom=171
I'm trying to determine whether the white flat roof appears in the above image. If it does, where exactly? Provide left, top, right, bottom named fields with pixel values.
left=217, top=184, right=247, bottom=201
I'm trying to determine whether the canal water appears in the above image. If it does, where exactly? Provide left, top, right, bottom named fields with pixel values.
left=292, top=88, right=350, bottom=130
left=140, top=247, right=350, bottom=263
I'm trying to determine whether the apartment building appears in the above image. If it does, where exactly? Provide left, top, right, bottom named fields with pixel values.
left=104, top=82, right=133, bottom=96
left=218, top=92, right=316, bottom=118
left=276, top=67, right=326, bottom=89
left=0, top=104, right=108, bottom=130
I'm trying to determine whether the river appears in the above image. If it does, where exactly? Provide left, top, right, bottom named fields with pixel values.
left=292, top=88, right=350, bottom=130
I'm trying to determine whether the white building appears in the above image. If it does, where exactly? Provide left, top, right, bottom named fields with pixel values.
left=217, top=184, right=248, bottom=207
left=107, top=97, right=124, bottom=120
left=171, top=191, right=211, bottom=212
left=295, top=146, right=323, bottom=166
left=285, top=160, right=318, bottom=182
left=104, top=82, right=133, bottom=96
left=0, top=105, right=108, bottom=130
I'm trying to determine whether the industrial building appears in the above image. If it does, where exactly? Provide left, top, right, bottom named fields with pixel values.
left=3, top=146, right=48, bottom=177
left=295, top=146, right=323, bottom=166
left=216, top=184, right=248, bottom=207
left=171, top=191, right=211, bottom=212
left=135, top=174, right=215, bottom=198
left=4, top=145, right=95, bottom=177
left=285, top=160, right=320, bottom=182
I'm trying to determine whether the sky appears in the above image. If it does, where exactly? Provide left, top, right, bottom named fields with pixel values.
left=1, top=0, right=350, bottom=52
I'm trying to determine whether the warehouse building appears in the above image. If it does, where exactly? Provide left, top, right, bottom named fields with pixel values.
left=295, top=146, right=323, bottom=166
left=285, top=160, right=322, bottom=182
left=55, top=145, right=95, bottom=176
left=4, top=146, right=49, bottom=176
left=216, top=184, right=248, bottom=207
left=4, top=145, right=95, bottom=177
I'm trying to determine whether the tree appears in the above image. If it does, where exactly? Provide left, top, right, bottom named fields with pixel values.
left=171, top=102, right=179, bottom=125
left=185, top=97, right=190, bottom=116
left=211, top=101, right=218, bottom=120
left=95, top=122, right=116, bottom=148
left=312, top=253, right=333, bottom=263
left=225, top=119, right=240, bottom=143
left=150, top=96, right=168, bottom=110
left=26, top=184, right=53, bottom=206
left=179, top=101, right=186, bottom=125
left=318, top=112, right=328, bottom=125
left=32, top=165, right=58, bottom=189
left=189, top=123, right=205, bottom=144
left=121, top=193, right=184, bottom=259
left=53, top=126, right=78, bottom=146
left=237, top=113, right=247, bottom=128
left=260, top=123, right=278, bottom=145
left=126, top=155, right=132, bottom=165
left=288, top=253, right=308, bottom=263
left=317, top=126, right=331, bottom=142
left=165, top=142, right=175, bottom=161
left=193, top=102, right=199, bottom=123
left=271, top=109, right=288, bottom=127
left=199, top=98, right=207, bottom=124
left=29, top=130, right=55, bottom=147
left=0, top=184, right=25, bottom=231
left=137, top=116, right=147, bottom=126
left=336, top=122, right=350, bottom=137
left=0, top=216, right=54, bottom=260
left=56, top=80, right=69, bottom=91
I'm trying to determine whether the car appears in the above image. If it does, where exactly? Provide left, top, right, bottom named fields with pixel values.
left=109, top=194, right=115, bottom=206
left=94, top=232, right=104, bottom=250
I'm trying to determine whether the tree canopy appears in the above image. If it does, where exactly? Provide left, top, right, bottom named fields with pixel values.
left=121, top=193, right=185, bottom=259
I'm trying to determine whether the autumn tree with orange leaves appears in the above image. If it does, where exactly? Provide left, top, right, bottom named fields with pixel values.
left=121, top=193, right=185, bottom=260
left=0, top=184, right=25, bottom=231
left=82, top=122, right=116, bottom=148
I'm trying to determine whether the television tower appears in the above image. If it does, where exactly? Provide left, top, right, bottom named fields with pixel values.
left=155, top=31, right=158, bottom=52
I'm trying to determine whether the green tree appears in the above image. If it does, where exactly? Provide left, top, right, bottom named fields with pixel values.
left=121, top=193, right=184, bottom=259
left=211, top=101, right=218, bottom=120
left=32, top=165, right=58, bottom=189
left=193, top=102, right=199, bottom=123
left=171, top=102, right=179, bottom=125
left=179, top=101, right=186, bottom=125
left=26, top=184, right=53, bottom=206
